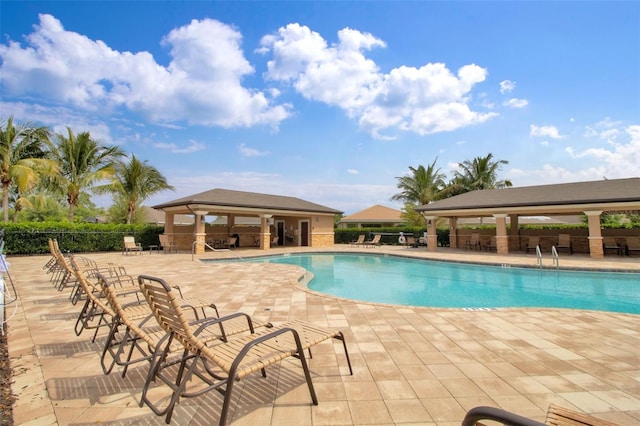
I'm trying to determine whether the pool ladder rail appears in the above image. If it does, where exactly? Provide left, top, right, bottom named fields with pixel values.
left=536, top=245, right=560, bottom=269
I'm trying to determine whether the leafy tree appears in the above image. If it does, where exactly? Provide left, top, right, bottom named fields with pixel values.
left=451, top=153, right=512, bottom=193
left=17, top=190, right=67, bottom=222
left=47, top=127, right=125, bottom=221
left=391, top=158, right=447, bottom=206
left=399, top=202, right=425, bottom=226
left=99, top=154, right=174, bottom=224
left=0, top=116, right=54, bottom=222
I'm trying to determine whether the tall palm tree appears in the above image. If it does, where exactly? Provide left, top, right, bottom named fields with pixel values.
left=47, top=127, right=125, bottom=221
left=0, top=116, right=54, bottom=222
left=99, top=154, right=174, bottom=224
left=453, top=153, right=512, bottom=192
left=391, top=158, right=447, bottom=206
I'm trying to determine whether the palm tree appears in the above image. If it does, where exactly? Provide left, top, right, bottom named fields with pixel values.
left=0, top=116, right=54, bottom=222
left=47, top=127, right=125, bottom=221
left=391, top=158, right=447, bottom=206
left=100, top=154, right=174, bottom=224
left=452, top=153, right=512, bottom=192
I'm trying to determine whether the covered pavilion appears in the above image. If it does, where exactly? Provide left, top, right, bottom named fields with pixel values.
left=152, top=188, right=342, bottom=254
left=415, top=177, right=640, bottom=258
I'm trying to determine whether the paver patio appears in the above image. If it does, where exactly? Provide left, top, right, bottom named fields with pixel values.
left=5, top=245, right=640, bottom=425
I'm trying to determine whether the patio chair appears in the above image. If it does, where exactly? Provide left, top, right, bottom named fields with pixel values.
left=464, top=233, right=481, bottom=250
left=123, top=236, right=143, bottom=255
left=556, top=233, right=573, bottom=254
left=626, top=236, right=640, bottom=256
left=69, top=257, right=147, bottom=343
left=484, top=236, right=497, bottom=252
left=271, top=235, right=280, bottom=247
left=462, top=403, right=617, bottom=426
left=137, top=274, right=352, bottom=425
left=364, top=234, right=381, bottom=248
left=158, top=234, right=177, bottom=253
left=525, top=236, right=539, bottom=253
left=350, top=234, right=365, bottom=247
left=602, top=237, right=621, bottom=256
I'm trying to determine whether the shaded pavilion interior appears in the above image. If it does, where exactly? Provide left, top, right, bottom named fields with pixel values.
left=152, top=188, right=342, bottom=253
left=415, top=177, right=640, bottom=258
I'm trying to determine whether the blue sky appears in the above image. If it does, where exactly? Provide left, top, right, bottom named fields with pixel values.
left=1, top=1, right=638, bottom=215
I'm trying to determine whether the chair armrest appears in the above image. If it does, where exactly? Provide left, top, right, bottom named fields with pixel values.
left=462, top=406, right=546, bottom=426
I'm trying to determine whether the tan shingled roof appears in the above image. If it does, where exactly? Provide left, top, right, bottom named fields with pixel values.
left=341, top=205, right=404, bottom=223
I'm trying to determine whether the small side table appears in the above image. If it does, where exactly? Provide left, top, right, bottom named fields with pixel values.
left=148, top=244, right=159, bottom=254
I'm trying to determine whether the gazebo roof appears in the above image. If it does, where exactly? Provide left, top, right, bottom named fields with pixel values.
left=340, top=205, right=404, bottom=223
left=152, top=188, right=342, bottom=216
left=416, top=177, right=640, bottom=217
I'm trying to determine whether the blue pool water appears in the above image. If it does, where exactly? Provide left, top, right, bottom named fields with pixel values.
left=213, top=253, right=640, bottom=314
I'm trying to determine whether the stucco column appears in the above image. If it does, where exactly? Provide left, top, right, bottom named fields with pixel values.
left=494, top=214, right=509, bottom=255
left=164, top=212, right=176, bottom=250
left=260, top=215, right=272, bottom=250
left=193, top=213, right=206, bottom=255
left=585, top=210, right=604, bottom=258
left=449, top=217, right=458, bottom=248
left=425, top=216, right=438, bottom=251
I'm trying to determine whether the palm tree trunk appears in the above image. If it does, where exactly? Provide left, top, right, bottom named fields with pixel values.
left=2, top=183, right=9, bottom=223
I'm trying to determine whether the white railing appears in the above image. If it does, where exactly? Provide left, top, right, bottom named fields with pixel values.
left=551, top=246, right=560, bottom=269
left=536, top=245, right=543, bottom=268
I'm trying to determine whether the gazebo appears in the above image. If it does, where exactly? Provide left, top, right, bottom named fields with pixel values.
left=415, top=177, right=640, bottom=258
left=152, top=188, right=342, bottom=254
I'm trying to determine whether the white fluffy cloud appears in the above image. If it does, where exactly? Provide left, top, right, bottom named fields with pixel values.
left=511, top=123, right=640, bottom=185
left=260, top=24, right=496, bottom=139
left=530, top=124, right=564, bottom=139
left=0, top=14, right=290, bottom=128
left=499, top=80, right=516, bottom=93
left=505, top=98, right=528, bottom=108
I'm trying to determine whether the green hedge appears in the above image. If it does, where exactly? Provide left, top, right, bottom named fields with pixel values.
left=0, top=222, right=164, bottom=255
left=335, top=227, right=450, bottom=247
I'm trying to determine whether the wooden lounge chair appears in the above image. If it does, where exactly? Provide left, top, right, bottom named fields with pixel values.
left=158, top=234, right=177, bottom=253
left=462, top=403, right=617, bottom=426
left=137, top=274, right=352, bottom=425
left=556, top=233, right=573, bottom=254
left=626, top=236, right=640, bottom=256
left=350, top=234, right=365, bottom=247
left=123, top=236, right=143, bottom=255
left=602, top=237, right=621, bottom=256
left=364, top=234, right=381, bottom=248
left=525, top=236, right=539, bottom=253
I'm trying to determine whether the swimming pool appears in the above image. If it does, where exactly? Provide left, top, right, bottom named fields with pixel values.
left=214, top=253, right=640, bottom=314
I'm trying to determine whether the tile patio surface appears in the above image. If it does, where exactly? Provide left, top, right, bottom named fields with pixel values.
left=5, top=245, right=640, bottom=425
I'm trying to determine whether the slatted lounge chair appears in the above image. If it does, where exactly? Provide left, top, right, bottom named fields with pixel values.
left=364, top=234, right=381, bottom=248
left=525, top=236, right=540, bottom=253
left=69, top=257, right=147, bottom=342
left=462, top=403, right=617, bottom=426
left=123, top=235, right=143, bottom=255
left=158, top=234, right=178, bottom=253
left=603, top=237, right=621, bottom=256
left=625, top=236, right=640, bottom=256
left=350, top=234, right=365, bottom=247
left=556, top=233, right=573, bottom=254
left=137, top=274, right=352, bottom=425
left=100, top=273, right=275, bottom=380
